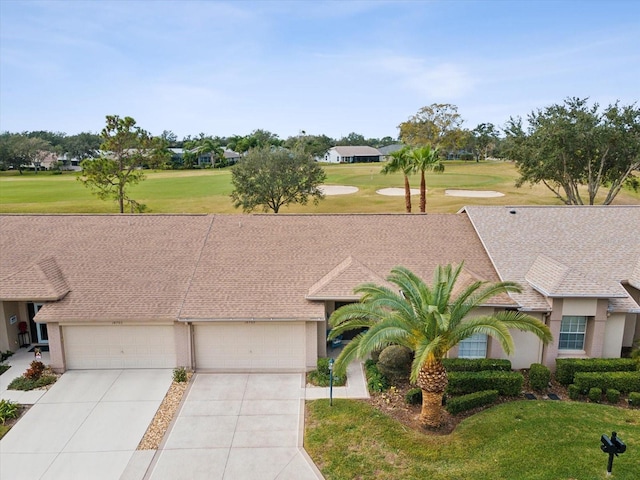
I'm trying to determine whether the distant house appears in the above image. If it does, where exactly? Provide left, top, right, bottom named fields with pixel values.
left=223, top=149, right=241, bottom=165
left=378, top=144, right=405, bottom=161
left=324, top=146, right=382, bottom=164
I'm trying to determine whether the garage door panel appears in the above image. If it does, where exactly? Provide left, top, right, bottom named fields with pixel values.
left=195, top=322, right=306, bottom=371
left=64, top=325, right=177, bottom=369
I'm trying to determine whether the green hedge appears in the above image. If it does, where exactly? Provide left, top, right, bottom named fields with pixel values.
left=446, top=390, right=499, bottom=415
left=568, top=384, right=581, bottom=400
left=364, top=359, right=390, bottom=393
left=555, top=358, right=638, bottom=385
left=588, top=387, right=602, bottom=403
left=447, top=371, right=523, bottom=396
left=442, top=358, right=512, bottom=372
left=629, top=392, right=640, bottom=407
left=606, top=388, right=620, bottom=404
left=574, top=371, right=640, bottom=394
left=529, top=363, right=551, bottom=391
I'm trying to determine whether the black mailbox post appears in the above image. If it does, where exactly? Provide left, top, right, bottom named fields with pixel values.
left=601, top=431, right=626, bottom=475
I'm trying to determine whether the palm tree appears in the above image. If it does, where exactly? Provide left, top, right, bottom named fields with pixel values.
left=196, top=138, right=224, bottom=168
left=409, top=145, right=444, bottom=213
left=328, top=263, right=552, bottom=429
left=381, top=146, right=413, bottom=213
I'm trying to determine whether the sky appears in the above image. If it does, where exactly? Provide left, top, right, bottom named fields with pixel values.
left=1, top=0, right=638, bottom=140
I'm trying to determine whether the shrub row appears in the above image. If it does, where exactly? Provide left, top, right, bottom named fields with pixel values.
left=445, top=390, right=499, bottom=415
left=308, top=358, right=346, bottom=387
left=365, top=359, right=390, bottom=393
left=573, top=371, right=640, bottom=394
left=529, top=363, right=551, bottom=391
left=442, top=358, right=511, bottom=372
left=447, top=371, right=523, bottom=396
left=555, top=358, right=638, bottom=385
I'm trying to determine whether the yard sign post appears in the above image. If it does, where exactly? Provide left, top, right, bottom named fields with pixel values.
left=329, top=358, right=334, bottom=406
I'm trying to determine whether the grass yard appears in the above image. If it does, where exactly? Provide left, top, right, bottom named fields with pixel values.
left=305, top=399, right=640, bottom=480
left=2, top=161, right=638, bottom=213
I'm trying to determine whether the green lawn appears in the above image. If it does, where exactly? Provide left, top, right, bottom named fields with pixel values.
left=305, top=399, right=640, bottom=480
left=2, top=162, right=638, bottom=213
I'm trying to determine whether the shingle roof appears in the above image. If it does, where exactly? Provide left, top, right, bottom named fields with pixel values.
left=0, top=257, right=70, bottom=301
left=332, top=146, right=381, bottom=156
left=464, top=206, right=640, bottom=312
left=0, top=213, right=507, bottom=323
left=178, top=214, right=507, bottom=320
left=0, top=215, right=214, bottom=322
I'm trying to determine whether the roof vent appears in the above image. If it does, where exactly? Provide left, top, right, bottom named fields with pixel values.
left=509, top=209, right=517, bottom=214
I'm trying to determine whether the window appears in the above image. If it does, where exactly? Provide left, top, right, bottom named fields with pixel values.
left=458, top=333, right=487, bottom=359
left=559, top=316, right=587, bottom=350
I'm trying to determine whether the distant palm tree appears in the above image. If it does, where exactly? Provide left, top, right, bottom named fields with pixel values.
left=329, top=264, right=552, bottom=428
left=381, top=146, right=413, bottom=213
left=196, top=138, right=224, bottom=168
left=409, top=145, right=444, bottom=213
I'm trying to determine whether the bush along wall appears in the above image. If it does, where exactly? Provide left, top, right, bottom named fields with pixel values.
left=446, top=371, right=523, bottom=396
left=528, top=363, right=551, bottom=391
left=573, top=371, right=640, bottom=394
left=442, top=358, right=512, bottom=372
left=555, top=358, right=638, bottom=385
left=445, top=390, right=499, bottom=415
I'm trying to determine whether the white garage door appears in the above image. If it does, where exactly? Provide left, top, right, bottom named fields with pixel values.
left=194, top=322, right=306, bottom=371
left=63, top=325, right=177, bottom=369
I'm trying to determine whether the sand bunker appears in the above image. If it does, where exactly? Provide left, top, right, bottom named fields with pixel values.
left=320, top=185, right=359, bottom=195
left=376, top=188, right=421, bottom=196
left=445, top=189, right=505, bottom=198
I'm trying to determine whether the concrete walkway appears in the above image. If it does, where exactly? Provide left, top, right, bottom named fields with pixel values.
left=0, top=366, right=172, bottom=480
left=1, top=348, right=369, bottom=480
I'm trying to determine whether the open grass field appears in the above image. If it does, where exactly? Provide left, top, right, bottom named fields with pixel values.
left=305, top=399, right=640, bottom=480
left=1, top=161, right=639, bottom=214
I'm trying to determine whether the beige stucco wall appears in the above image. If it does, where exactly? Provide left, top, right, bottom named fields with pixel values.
left=47, top=322, right=65, bottom=373
left=603, top=313, right=626, bottom=358
left=0, top=301, right=28, bottom=353
left=174, top=322, right=191, bottom=369
left=562, top=298, right=598, bottom=316
left=306, top=321, right=318, bottom=370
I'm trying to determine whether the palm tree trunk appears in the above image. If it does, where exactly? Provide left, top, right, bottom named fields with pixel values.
left=404, top=175, right=412, bottom=213
left=416, top=360, right=448, bottom=428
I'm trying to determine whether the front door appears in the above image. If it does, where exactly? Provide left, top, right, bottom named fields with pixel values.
left=34, top=303, right=48, bottom=344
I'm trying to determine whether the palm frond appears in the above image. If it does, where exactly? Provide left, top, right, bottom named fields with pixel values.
left=450, top=316, right=515, bottom=354
left=332, top=333, right=365, bottom=377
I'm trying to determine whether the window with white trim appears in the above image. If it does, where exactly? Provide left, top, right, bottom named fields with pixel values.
left=558, top=316, right=587, bottom=350
left=458, top=333, right=488, bottom=359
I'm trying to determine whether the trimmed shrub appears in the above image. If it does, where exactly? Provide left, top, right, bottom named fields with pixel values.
left=447, top=371, right=523, bottom=396
left=555, top=358, right=638, bottom=385
left=24, top=361, right=45, bottom=380
left=529, top=363, right=551, bottom=391
left=365, top=359, right=390, bottom=393
left=606, top=388, right=620, bottom=404
left=588, top=387, right=602, bottom=403
left=405, top=388, right=422, bottom=405
left=377, top=345, right=413, bottom=383
left=173, top=367, right=188, bottom=383
left=574, top=371, right=640, bottom=394
left=7, top=374, right=56, bottom=391
left=629, top=392, right=640, bottom=407
left=568, top=384, right=581, bottom=400
left=446, top=390, right=499, bottom=415
left=442, top=358, right=511, bottom=372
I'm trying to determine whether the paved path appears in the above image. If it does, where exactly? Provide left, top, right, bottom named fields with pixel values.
left=138, top=373, right=323, bottom=480
left=0, top=368, right=172, bottom=480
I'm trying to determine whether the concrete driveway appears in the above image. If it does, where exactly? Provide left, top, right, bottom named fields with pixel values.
left=0, top=369, right=172, bottom=480
left=142, top=373, right=323, bottom=480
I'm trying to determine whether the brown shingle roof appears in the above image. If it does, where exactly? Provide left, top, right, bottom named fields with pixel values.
left=465, top=206, right=640, bottom=312
left=0, top=257, right=70, bottom=301
left=306, top=256, right=391, bottom=300
left=0, top=213, right=509, bottom=323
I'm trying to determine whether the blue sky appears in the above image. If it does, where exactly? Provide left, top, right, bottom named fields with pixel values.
left=1, top=0, right=638, bottom=140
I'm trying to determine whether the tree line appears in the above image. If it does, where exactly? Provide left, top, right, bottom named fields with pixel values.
left=1, top=97, right=637, bottom=213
